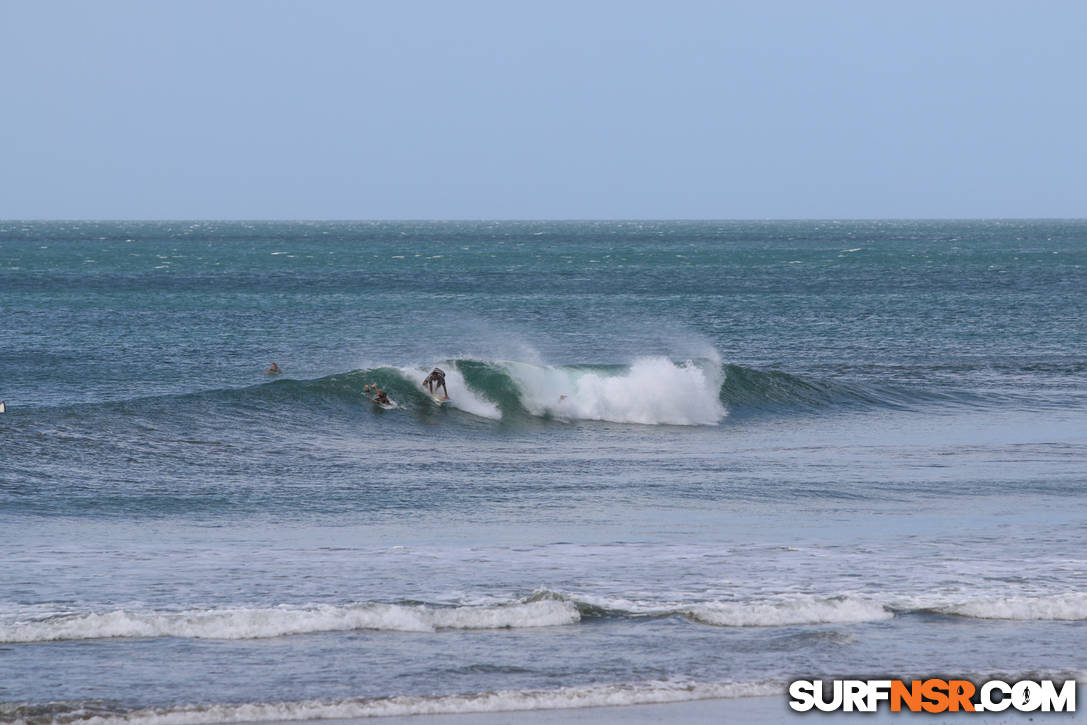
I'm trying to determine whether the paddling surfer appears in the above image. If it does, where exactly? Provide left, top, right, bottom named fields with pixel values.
left=364, top=384, right=391, bottom=406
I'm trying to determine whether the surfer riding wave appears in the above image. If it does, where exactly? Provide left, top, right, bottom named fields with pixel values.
left=422, top=368, right=448, bottom=400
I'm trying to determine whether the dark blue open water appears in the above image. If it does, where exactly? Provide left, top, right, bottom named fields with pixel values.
left=1, top=220, right=1085, bottom=722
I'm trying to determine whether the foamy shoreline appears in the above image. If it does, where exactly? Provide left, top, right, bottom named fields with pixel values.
left=291, top=695, right=1079, bottom=725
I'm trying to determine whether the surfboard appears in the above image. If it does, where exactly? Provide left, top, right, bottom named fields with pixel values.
left=428, top=394, right=450, bottom=406
left=371, top=397, right=395, bottom=410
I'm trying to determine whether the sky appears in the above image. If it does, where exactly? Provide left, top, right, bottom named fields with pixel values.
left=2, top=0, right=1085, bottom=220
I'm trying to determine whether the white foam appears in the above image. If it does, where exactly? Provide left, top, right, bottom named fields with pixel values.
left=62, top=680, right=780, bottom=725
left=399, top=365, right=502, bottom=419
left=685, top=595, right=893, bottom=627
left=0, top=600, right=579, bottom=643
left=505, top=357, right=726, bottom=426
left=938, top=593, right=1087, bottom=621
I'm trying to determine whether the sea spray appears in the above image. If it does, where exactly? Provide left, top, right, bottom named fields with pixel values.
left=503, top=357, right=726, bottom=425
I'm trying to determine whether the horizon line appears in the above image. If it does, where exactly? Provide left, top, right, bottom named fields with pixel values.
left=3, top=216, right=1086, bottom=224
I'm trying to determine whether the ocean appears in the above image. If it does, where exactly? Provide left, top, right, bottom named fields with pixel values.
left=1, top=220, right=1085, bottom=722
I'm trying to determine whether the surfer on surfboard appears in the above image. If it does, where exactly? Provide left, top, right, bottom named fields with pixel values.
left=422, top=368, right=448, bottom=400
left=364, top=384, right=391, bottom=406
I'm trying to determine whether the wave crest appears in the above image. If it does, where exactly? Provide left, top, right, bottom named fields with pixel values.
left=933, top=593, right=1087, bottom=621
left=499, top=357, right=726, bottom=425
left=684, top=596, right=894, bottom=627
left=0, top=600, right=580, bottom=643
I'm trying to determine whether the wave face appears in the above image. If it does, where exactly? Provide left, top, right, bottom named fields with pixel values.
left=7, top=354, right=992, bottom=430
left=133, top=356, right=953, bottom=428
left=251, top=357, right=730, bottom=426
left=718, top=363, right=900, bottom=412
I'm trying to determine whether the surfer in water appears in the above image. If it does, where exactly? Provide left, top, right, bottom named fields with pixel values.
left=364, top=384, right=391, bottom=406
left=422, top=368, right=448, bottom=399
left=265, top=362, right=282, bottom=375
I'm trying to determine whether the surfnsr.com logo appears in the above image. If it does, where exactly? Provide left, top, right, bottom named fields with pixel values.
left=788, top=679, right=1076, bottom=713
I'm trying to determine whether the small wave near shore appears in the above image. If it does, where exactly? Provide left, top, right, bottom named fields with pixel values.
left=7, top=592, right=1087, bottom=644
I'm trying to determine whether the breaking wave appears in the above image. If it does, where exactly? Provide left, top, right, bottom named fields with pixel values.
left=22, top=354, right=997, bottom=434
left=553, top=590, right=1087, bottom=627
left=682, top=595, right=894, bottom=627
left=928, top=593, right=1087, bottom=621
left=7, top=590, right=1087, bottom=645
left=0, top=599, right=580, bottom=643
left=491, top=357, right=726, bottom=425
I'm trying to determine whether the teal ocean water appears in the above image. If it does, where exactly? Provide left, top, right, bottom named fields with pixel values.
left=1, top=220, right=1085, bottom=722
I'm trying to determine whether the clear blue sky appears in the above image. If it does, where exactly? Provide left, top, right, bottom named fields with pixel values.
left=2, top=0, right=1085, bottom=219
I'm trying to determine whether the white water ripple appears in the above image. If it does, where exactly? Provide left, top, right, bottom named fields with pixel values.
left=0, top=600, right=580, bottom=643
left=9, top=680, right=780, bottom=725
